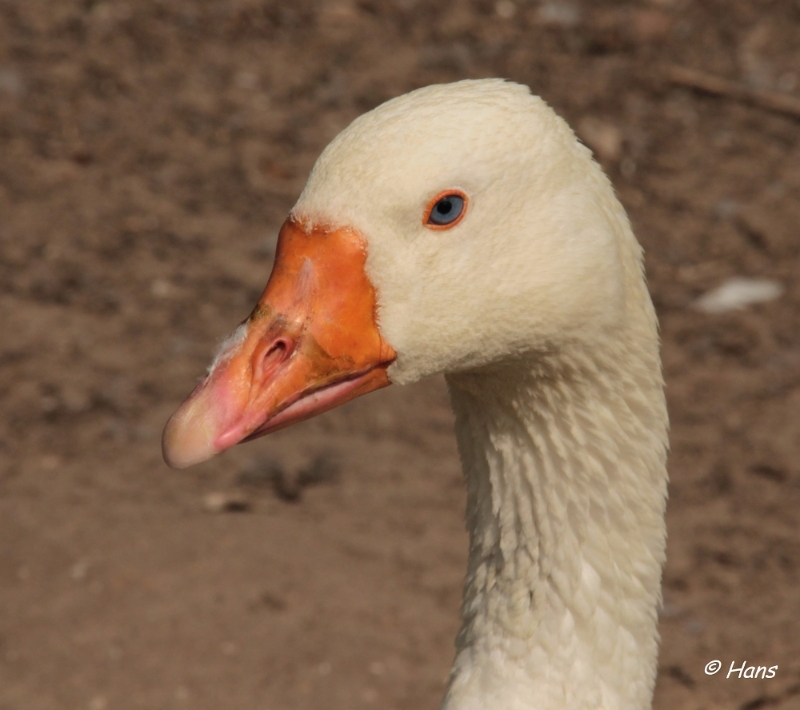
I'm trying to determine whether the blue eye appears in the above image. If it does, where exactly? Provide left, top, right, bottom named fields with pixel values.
left=427, top=192, right=467, bottom=227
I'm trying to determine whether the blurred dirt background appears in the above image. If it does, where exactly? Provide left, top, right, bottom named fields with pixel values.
left=2, top=1, right=800, bottom=709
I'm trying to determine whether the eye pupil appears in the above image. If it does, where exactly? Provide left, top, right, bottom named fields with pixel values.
left=427, top=193, right=465, bottom=226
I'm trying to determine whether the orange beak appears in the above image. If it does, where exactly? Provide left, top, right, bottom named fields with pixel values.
left=162, top=218, right=396, bottom=469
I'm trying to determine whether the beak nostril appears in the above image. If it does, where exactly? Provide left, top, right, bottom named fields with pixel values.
left=255, top=337, right=294, bottom=383
left=267, top=339, right=288, bottom=357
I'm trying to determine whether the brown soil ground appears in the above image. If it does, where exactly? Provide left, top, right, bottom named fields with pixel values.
left=2, top=1, right=800, bottom=709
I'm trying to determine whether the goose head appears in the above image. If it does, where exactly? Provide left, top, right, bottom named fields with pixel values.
left=163, top=79, right=636, bottom=468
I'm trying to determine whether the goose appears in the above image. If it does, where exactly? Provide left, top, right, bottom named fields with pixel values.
left=162, top=79, right=668, bottom=710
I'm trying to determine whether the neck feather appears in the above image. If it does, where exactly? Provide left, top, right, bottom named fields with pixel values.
left=442, top=338, right=668, bottom=710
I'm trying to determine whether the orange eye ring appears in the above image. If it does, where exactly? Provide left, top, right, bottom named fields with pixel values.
left=423, top=189, right=469, bottom=230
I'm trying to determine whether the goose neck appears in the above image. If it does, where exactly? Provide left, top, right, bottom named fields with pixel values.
left=443, top=345, right=668, bottom=710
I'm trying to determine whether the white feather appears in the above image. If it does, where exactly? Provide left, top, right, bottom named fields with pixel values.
left=694, top=277, right=782, bottom=314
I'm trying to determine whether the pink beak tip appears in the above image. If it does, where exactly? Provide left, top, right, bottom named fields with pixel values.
left=161, top=380, right=232, bottom=469
left=161, top=408, right=218, bottom=469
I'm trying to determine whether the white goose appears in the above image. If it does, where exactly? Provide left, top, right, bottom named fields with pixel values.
left=163, top=79, right=668, bottom=710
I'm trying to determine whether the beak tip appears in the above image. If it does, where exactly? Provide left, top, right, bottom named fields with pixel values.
left=161, top=439, right=192, bottom=470
left=161, top=407, right=219, bottom=470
